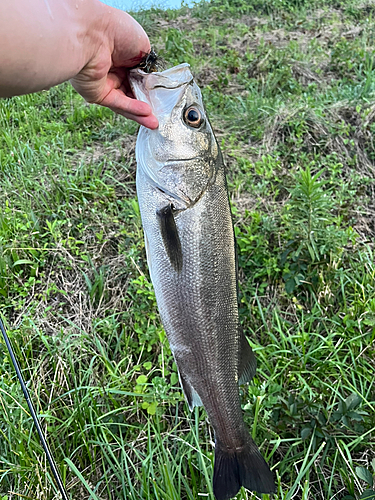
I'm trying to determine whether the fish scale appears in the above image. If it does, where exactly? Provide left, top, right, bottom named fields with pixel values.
left=130, top=62, right=275, bottom=500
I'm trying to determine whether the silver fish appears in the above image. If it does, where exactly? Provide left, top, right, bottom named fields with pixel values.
left=130, top=63, right=275, bottom=500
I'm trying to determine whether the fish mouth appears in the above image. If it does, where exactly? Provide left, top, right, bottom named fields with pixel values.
left=129, top=64, right=193, bottom=100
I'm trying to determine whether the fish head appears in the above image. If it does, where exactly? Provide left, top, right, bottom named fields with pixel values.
left=130, top=63, right=219, bottom=208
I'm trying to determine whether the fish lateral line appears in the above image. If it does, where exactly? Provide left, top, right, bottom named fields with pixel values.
left=156, top=204, right=183, bottom=273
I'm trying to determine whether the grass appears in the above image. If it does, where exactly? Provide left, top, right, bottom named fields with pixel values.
left=1, top=0, right=375, bottom=498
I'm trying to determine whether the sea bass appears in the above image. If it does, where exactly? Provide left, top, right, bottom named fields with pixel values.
left=130, top=63, right=275, bottom=500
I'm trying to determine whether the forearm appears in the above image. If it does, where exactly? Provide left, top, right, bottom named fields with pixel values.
left=0, top=0, right=147, bottom=97
left=1, top=0, right=90, bottom=96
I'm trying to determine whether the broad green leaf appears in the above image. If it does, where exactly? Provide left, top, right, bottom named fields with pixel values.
left=136, top=375, right=148, bottom=385
left=301, top=427, right=312, bottom=440
left=360, top=489, right=375, bottom=500
left=346, top=393, right=362, bottom=410
left=170, top=372, right=179, bottom=385
left=347, top=411, right=363, bottom=421
left=356, top=466, right=373, bottom=486
left=147, top=402, right=157, bottom=415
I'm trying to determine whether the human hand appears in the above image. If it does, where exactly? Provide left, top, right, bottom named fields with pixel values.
left=70, top=10, right=158, bottom=129
left=0, top=0, right=158, bottom=129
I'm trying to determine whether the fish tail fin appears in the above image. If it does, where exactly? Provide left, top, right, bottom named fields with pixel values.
left=213, top=437, right=276, bottom=500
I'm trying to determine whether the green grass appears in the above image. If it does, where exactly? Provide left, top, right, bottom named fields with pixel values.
left=1, top=0, right=375, bottom=498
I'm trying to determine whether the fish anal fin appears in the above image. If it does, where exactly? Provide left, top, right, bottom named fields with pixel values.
left=156, top=204, right=183, bottom=272
left=178, top=370, right=202, bottom=411
left=238, top=333, right=257, bottom=385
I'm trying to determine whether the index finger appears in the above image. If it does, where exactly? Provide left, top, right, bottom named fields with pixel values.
left=100, top=87, right=159, bottom=129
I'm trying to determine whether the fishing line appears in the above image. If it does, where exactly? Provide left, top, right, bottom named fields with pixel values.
left=0, top=316, right=69, bottom=500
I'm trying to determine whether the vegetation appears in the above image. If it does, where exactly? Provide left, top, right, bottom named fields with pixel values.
left=1, top=0, right=375, bottom=498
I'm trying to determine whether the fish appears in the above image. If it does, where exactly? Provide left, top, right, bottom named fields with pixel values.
left=129, top=63, right=276, bottom=500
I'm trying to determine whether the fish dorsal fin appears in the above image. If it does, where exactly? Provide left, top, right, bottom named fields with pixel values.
left=157, top=204, right=183, bottom=272
left=238, top=333, right=257, bottom=385
left=178, top=370, right=203, bottom=411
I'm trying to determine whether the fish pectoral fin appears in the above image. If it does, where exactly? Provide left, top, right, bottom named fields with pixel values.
left=156, top=204, right=183, bottom=272
left=238, top=332, right=257, bottom=385
left=177, top=370, right=202, bottom=411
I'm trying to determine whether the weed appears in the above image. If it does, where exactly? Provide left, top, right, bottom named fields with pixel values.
left=280, top=166, right=352, bottom=294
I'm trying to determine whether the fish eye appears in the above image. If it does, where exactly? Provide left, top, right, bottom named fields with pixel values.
left=183, top=106, right=203, bottom=128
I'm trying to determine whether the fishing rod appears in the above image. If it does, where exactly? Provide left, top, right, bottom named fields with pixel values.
left=0, top=315, right=69, bottom=500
